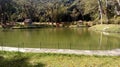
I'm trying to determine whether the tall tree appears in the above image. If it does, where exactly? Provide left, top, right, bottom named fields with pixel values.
left=115, top=0, right=120, bottom=16
left=98, top=0, right=103, bottom=24
left=105, top=0, right=109, bottom=23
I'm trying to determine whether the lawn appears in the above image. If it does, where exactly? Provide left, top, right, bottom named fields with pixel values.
left=89, top=24, right=120, bottom=33
left=0, top=51, right=120, bottom=67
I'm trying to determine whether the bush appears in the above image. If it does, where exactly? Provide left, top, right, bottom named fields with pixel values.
left=114, top=17, right=120, bottom=24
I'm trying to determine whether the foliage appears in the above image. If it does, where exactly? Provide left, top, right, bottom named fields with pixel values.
left=81, top=0, right=98, bottom=19
left=0, top=0, right=119, bottom=24
left=114, top=17, right=120, bottom=24
left=0, top=0, right=16, bottom=23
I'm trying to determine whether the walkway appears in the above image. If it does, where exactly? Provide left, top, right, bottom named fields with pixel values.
left=0, top=46, right=120, bottom=56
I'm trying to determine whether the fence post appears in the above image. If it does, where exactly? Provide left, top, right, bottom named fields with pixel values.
left=39, top=42, right=41, bottom=50
left=1, top=42, right=3, bottom=52
left=2, top=43, right=4, bottom=52
left=18, top=44, right=19, bottom=52
left=70, top=43, right=71, bottom=49
left=17, top=44, right=22, bottom=56
left=23, top=42, right=24, bottom=49
left=58, top=42, right=59, bottom=49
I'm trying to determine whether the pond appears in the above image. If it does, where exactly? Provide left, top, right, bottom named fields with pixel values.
left=0, top=28, right=120, bottom=50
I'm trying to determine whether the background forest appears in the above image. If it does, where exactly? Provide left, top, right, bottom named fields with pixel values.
left=0, top=0, right=120, bottom=24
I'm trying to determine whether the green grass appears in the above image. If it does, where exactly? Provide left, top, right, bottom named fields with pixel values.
left=0, top=51, right=120, bottom=67
left=89, top=24, right=120, bottom=33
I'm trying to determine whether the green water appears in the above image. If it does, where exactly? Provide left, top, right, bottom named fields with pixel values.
left=0, top=28, right=120, bottom=50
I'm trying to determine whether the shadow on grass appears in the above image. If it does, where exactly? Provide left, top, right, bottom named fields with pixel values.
left=0, top=55, right=45, bottom=67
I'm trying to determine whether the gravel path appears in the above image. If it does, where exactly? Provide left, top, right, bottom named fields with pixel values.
left=0, top=46, right=120, bottom=56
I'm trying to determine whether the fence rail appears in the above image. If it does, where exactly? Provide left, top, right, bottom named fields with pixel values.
left=0, top=42, right=114, bottom=52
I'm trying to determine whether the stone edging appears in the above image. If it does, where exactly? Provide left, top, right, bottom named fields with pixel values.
left=0, top=46, right=120, bottom=56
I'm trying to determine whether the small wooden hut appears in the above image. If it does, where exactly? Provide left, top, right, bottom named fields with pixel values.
left=24, top=19, right=32, bottom=26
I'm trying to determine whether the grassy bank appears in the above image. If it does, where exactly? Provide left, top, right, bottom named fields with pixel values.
left=89, top=24, right=120, bottom=33
left=0, top=51, right=120, bottom=67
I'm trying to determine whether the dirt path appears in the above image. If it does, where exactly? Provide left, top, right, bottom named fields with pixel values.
left=0, top=46, right=120, bottom=56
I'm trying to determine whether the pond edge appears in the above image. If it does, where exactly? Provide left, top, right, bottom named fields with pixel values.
left=0, top=46, right=120, bottom=56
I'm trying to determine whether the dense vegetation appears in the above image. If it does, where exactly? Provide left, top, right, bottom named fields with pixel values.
left=0, top=0, right=120, bottom=24
left=0, top=51, right=120, bottom=67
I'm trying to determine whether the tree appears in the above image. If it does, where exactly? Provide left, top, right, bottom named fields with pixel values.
left=114, top=0, right=120, bottom=16
left=70, top=8, right=80, bottom=21
left=0, top=0, right=16, bottom=24
left=98, top=0, right=103, bottom=24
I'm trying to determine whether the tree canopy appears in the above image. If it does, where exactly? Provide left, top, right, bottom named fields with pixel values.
left=0, top=0, right=119, bottom=24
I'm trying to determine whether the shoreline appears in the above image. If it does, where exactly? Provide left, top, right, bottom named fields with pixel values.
left=0, top=46, right=120, bottom=56
left=89, top=24, right=120, bottom=33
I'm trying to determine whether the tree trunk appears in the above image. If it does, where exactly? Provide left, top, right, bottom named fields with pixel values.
left=98, top=0, right=103, bottom=24
left=105, top=0, right=109, bottom=24
left=115, top=0, right=120, bottom=16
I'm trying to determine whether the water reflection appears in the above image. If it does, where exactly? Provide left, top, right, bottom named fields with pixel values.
left=94, top=31, right=120, bottom=50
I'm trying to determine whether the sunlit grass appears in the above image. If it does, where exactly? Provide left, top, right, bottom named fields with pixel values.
left=89, top=24, right=120, bottom=33
left=0, top=51, right=120, bottom=67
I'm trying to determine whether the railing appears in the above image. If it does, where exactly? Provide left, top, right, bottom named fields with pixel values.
left=0, top=42, right=73, bottom=51
left=0, top=42, right=114, bottom=53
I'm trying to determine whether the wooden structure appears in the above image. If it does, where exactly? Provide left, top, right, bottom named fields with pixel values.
left=24, top=19, right=32, bottom=26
